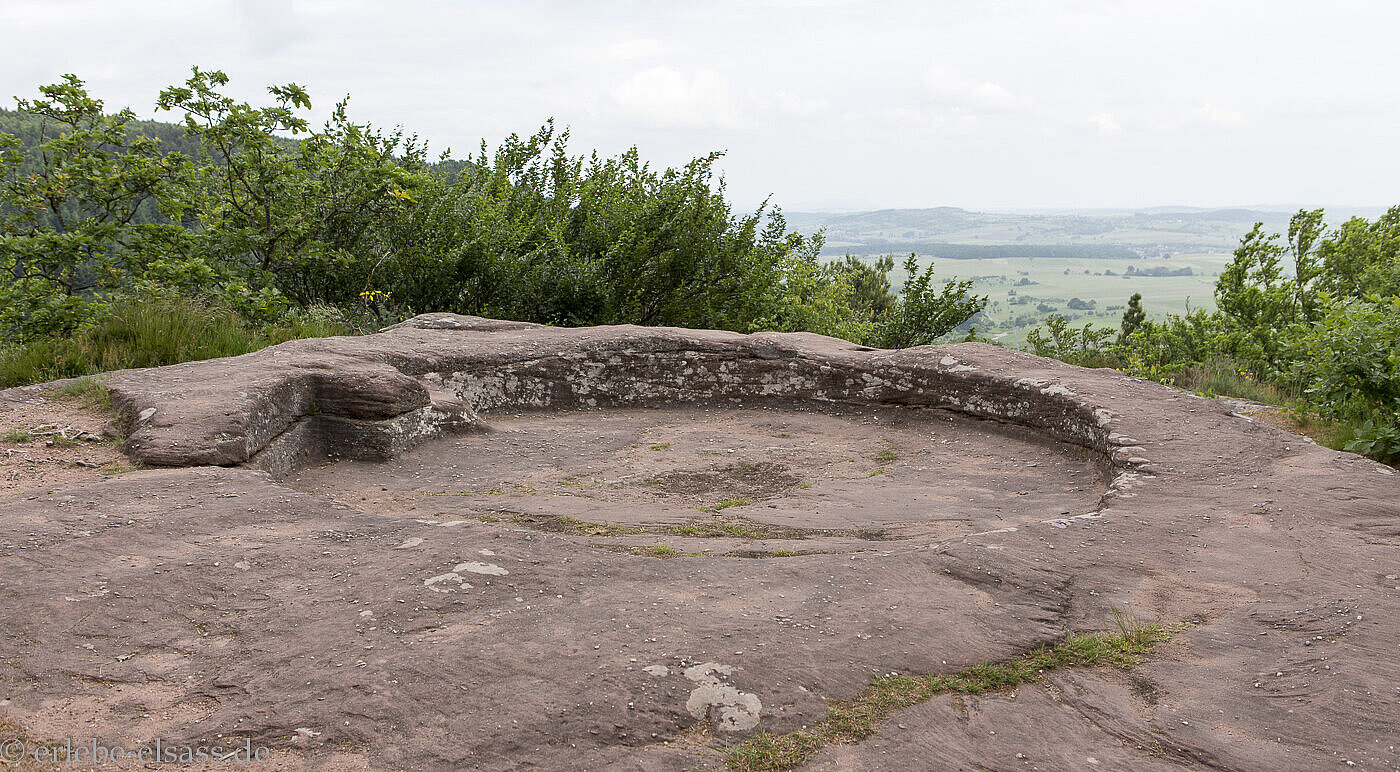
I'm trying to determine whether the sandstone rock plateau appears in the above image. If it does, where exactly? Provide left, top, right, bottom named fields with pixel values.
left=1, top=314, right=1396, bottom=770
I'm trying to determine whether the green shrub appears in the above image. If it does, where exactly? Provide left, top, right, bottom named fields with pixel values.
left=1287, top=295, right=1400, bottom=459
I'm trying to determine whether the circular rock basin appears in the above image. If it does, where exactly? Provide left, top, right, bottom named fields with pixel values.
left=5, top=317, right=1398, bottom=770
left=286, top=404, right=1107, bottom=551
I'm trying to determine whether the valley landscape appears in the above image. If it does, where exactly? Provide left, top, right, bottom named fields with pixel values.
left=788, top=206, right=1385, bottom=341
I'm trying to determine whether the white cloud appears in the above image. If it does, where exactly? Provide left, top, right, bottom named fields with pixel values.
left=5, top=0, right=1400, bottom=210
left=923, top=66, right=1030, bottom=113
left=1179, top=100, right=1247, bottom=128
left=232, top=0, right=308, bottom=55
left=1083, top=112, right=1123, bottom=136
left=756, top=0, right=873, bottom=6
left=604, top=38, right=668, bottom=60
left=609, top=67, right=738, bottom=128
left=771, top=91, right=829, bottom=117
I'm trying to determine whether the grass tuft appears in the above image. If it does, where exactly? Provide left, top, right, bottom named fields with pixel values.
left=701, top=496, right=751, bottom=513
left=1171, top=357, right=1294, bottom=405
left=508, top=514, right=643, bottom=537
left=52, top=376, right=113, bottom=410
left=629, top=545, right=691, bottom=558
left=0, top=298, right=349, bottom=389
left=98, top=460, right=141, bottom=476
left=725, top=613, right=1178, bottom=771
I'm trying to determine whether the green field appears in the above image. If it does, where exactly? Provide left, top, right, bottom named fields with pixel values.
left=785, top=206, right=1304, bottom=345
left=888, top=251, right=1233, bottom=346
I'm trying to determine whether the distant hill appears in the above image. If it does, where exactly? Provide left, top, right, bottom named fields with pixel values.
left=0, top=108, right=469, bottom=178
left=783, top=206, right=1311, bottom=258
left=0, top=107, right=206, bottom=165
left=2, top=108, right=1369, bottom=261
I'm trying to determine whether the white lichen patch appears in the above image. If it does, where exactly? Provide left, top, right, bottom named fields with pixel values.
left=1106, top=471, right=1143, bottom=498
left=1111, top=446, right=1146, bottom=463
left=1040, top=384, right=1075, bottom=397
left=423, top=558, right=504, bottom=592
left=423, top=572, right=471, bottom=593
left=415, top=519, right=474, bottom=527
left=683, top=662, right=762, bottom=731
left=1042, top=512, right=1102, bottom=528
left=454, top=561, right=509, bottom=576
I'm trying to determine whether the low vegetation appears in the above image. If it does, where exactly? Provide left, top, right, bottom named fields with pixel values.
left=0, top=296, right=345, bottom=387
left=702, top=496, right=752, bottom=512
left=1, top=71, right=984, bottom=389
left=725, top=614, right=1178, bottom=771
left=1025, top=207, right=1400, bottom=464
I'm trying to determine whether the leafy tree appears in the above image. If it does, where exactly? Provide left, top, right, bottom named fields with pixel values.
left=1286, top=209, right=1326, bottom=317
left=874, top=253, right=986, bottom=348
left=1318, top=206, right=1400, bottom=300
left=754, top=251, right=874, bottom=342
left=824, top=253, right=894, bottom=320
left=155, top=67, right=432, bottom=315
left=1119, top=292, right=1145, bottom=343
left=0, top=75, right=191, bottom=341
left=1025, top=314, right=1116, bottom=366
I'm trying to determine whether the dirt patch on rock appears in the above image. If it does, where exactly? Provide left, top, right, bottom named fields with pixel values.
left=0, top=392, right=132, bottom=499
left=645, top=461, right=802, bottom=499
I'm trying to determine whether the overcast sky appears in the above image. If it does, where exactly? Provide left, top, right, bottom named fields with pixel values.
left=2, top=0, right=1396, bottom=212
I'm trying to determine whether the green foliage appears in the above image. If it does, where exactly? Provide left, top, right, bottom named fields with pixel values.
left=754, top=250, right=875, bottom=342
left=1286, top=296, right=1400, bottom=459
left=1014, top=207, right=1400, bottom=465
left=0, top=296, right=346, bottom=387
left=156, top=67, right=433, bottom=311
left=1318, top=206, right=1400, bottom=300
left=874, top=253, right=987, bottom=348
left=1119, top=292, right=1145, bottom=343
left=1, top=70, right=991, bottom=380
left=1342, top=419, right=1400, bottom=464
left=828, top=253, right=895, bottom=319
left=0, top=75, right=192, bottom=341
left=1025, top=313, right=1117, bottom=367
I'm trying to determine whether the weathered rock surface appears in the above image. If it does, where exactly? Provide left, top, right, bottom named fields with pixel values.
left=0, top=313, right=1396, bottom=770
